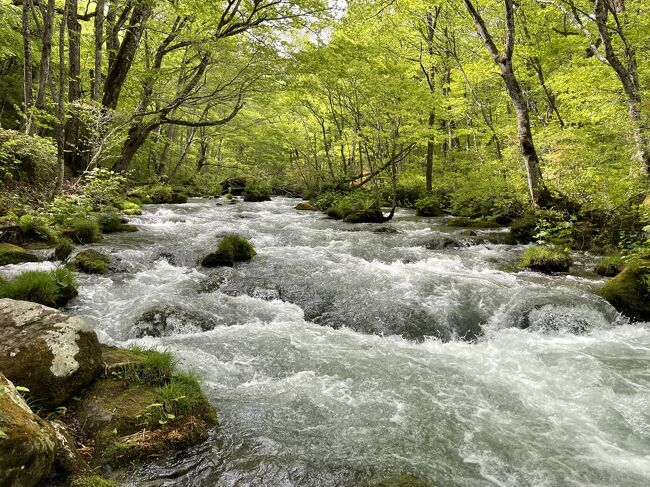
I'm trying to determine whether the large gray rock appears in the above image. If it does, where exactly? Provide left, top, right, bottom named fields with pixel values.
left=0, top=299, right=103, bottom=409
left=0, top=372, right=56, bottom=487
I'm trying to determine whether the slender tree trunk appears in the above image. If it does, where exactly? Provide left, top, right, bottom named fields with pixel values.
left=53, top=2, right=67, bottom=196
left=426, top=111, right=435, bottom=192
left=22, top=0, right=33, bottom=133
left=92, top=0, right=105, bottom=100
left=34, top=0, right=54, bottom=122
left=462, top=0, right=548, bottom=206
left=64, top=0, right=83, bottom=173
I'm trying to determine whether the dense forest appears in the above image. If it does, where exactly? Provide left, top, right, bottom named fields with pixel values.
left=1, top=0, right=650, bottom=486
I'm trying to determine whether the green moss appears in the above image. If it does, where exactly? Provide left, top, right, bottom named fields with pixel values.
left=599, top=258, right=650, bottom=322
left=415, top=194, right=444, bottom=217
left=518, top=246, right=572, bottom=273
left=63, top=219, right=102, bottom=244
left=594, top=255, right=625, bottom=277
left=0, top=268, right=78, bottom=307
left=122, top=347, right=177, bottom=386
left=69, top=475, right=117, bottom=487
left=157, top=372, right=214, bottom=420
left=218, top=234, right=256, bottom=262
left=364, top=474, right=433, bottom=487
left=0, top=243, right=40, bottom=265
left=322, top=191, right=385, bottom=223
left=243, top=179, right=272, bottom=202
left=73, top=249, right=111, bottom=275
left=201, top=249, right=234, bottom=267
left=53, top=237, right=74, bottom=261
left=133, top=185, right=188, bottom=204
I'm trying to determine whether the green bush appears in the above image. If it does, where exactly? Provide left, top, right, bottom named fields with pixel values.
left=518, top=246, right=572, bottom=273
left=243, top=179, right=272, bottom=202
left=132, top=184, right=188, bottom=204
left=395, top=173, right=426, bottom=207
left=0, top=268, right=78, bottom=307
left=78, top=168, right=129, bottom=207
left=63, top=218, right=102, bottom=244
left=17, top=214, right=57, bottom=242
left=53, top=238, right=74, bottom=261
left=415, top=194, right=444, bottom=217
left=73, top=249, right=111, bottom=275
left=0, top=129, right=56, bottom=183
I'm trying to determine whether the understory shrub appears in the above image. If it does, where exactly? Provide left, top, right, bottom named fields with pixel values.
left=63, top=218, right=102, bottom=244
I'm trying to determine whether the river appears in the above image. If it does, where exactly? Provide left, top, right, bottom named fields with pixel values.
left=7, top=197, right=650, bottom=486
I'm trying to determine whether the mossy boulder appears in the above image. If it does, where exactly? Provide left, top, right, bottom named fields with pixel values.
left=598, top=258, right=650, bottom=322
left=0, top=268, right=78, bottom=308
left=243, top=179, right=272, bottom=202
left=295, top=201, right=318, bottom=211
left=518, top=246, right=572, bottom=273
left=97, top=213, right=138, bottom=234
left=0, top=243, right=41, bottom=266
left=54, top=238, right=75, bottom=261
left=118, top=200, right=143, bottom=216
left=0, top=299, right=103, bottom=409
left=594, top=255, right=625, bottom=277
left=0, top=372, right=57, bottom=487
left=62, top=219, right=102, bottom=244
left=72, top=346, right=217, bottom=467
left=201, top=234, right=256, bottom=268
left=132, top=305, right=215, bottom=338
left=69, top=475, right=117, bottom=487
left=132, top=185, right=188, bottom=204
left=221, top=177, right=247, bottom=196
left=72, top=250, right=111, bottom=275
left=343, top=210, right=386, bottom=223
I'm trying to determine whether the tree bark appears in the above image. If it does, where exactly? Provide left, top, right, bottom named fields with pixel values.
left=64, top=0, right=83, bottom=173
left=53, top=1, right=67, bottom=196
left=92, top=0, right=105, bottom=100
left=34, top=0, right=54, bottom=116
left=462, top=0, right=548, bottom=206
left=22, top=0, right=33, bottom=133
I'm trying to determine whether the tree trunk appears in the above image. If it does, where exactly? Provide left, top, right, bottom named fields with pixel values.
left=426, top=110, right=435, bottom=192
left=115, top=121, right=159, bottom=172
left=22, top=0, right=33, bottom=133
left=102, top=3, right=152, bottom=110
left=64, top=0, right=83, bottom=173
left=34, top=0, right=54, bottom=117
left=92, top=0, right=105, bottom=100
left=53, top=1, right=67, bottom=196
left=462, top=0, right=547, bottom=206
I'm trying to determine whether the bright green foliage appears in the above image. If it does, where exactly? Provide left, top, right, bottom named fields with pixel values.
left=73, top=250, right=111, bottom=275
left=415, top=195, right=444, bottom=217
left=119, top=200, right=143, bottom=215
left=63, top=219, right=102, bottom=244
left=124, top=347, right=177, bottom=386
left=17, top=214, right=57, bottom=242
left=156, top=372, right=211, bottom=419
left=518, top=246, right=572, bottom=273
left=0, top=268, right=78, bottom=307
left=243, top=179, right=272, bottom=202
left=0, top=243, right=40, bottom=266
left=322, top=191, right=384, bottom=222
left=0, top=130, right=56, bottom=184
left=132, top=185, right=188, bottom=204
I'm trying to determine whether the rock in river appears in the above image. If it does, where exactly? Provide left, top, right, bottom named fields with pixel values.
left=0, top=299, right=103, bottom=408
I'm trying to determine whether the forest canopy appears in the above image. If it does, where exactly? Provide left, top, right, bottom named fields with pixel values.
left=0, top=0, right=648, bottom=242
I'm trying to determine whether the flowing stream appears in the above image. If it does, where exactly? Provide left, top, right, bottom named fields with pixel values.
left=5, top=197, right=650, bottom=486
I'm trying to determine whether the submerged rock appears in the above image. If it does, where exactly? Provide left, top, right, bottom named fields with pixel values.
left=0, top=299, right=103, bottom=408
left=0, top=242, right=41, bottom=266
left=372, top=226, right=400, bottom=234
left=295, top=201, right=318, bottom=211
left=132, top=305, right=216, bottom=337
left=0, top=372, right=56, bottom=487
left=71, top=250, right=112, bottom=275
left=423, top=237, right=460, bottom=250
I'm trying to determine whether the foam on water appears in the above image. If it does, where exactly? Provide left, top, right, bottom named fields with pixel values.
left=3, top=197, right=648, bottom=486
